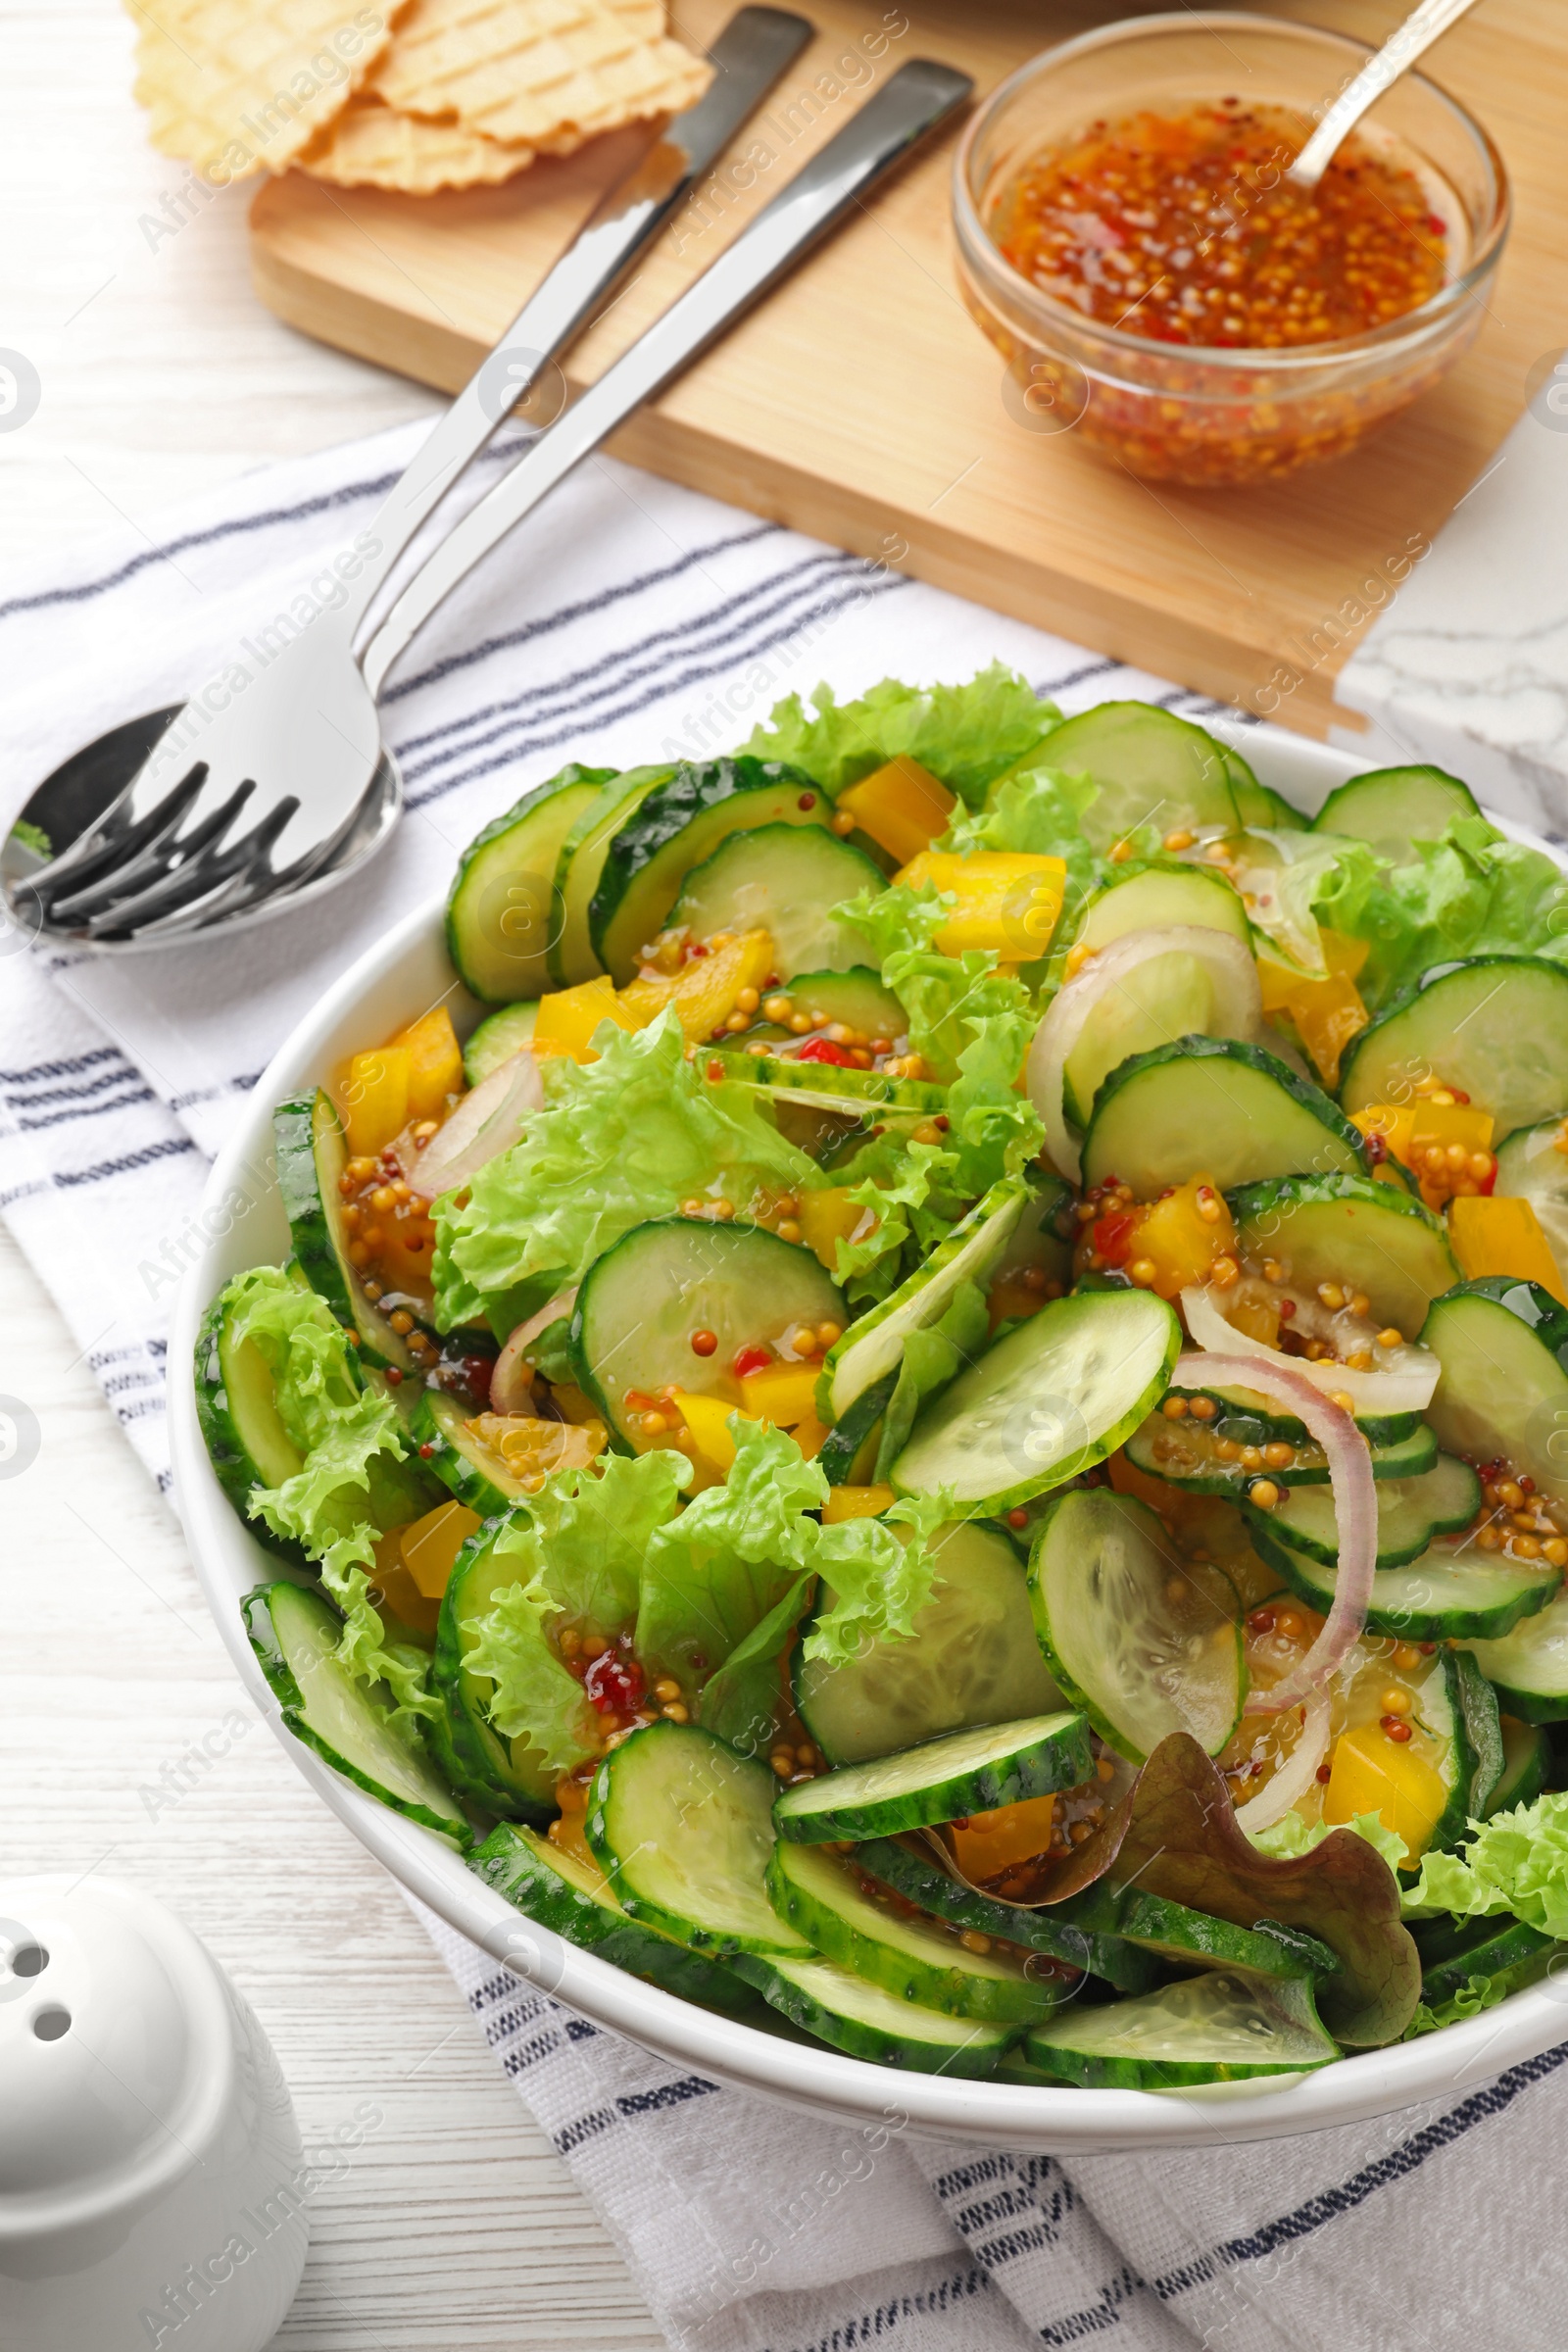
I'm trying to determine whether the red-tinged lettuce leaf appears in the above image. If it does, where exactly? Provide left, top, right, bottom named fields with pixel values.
left=1000, top=1734, right=1418, bottom=2045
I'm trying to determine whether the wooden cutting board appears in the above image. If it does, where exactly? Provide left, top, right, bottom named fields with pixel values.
left=249, top=0, right=1566, bottom=736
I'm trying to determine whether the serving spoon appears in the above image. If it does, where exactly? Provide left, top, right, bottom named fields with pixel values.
left=1286, top=0, right=1482, bottom=188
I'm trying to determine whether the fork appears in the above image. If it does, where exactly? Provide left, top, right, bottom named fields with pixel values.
left=23, top=6, right=814, bottom=940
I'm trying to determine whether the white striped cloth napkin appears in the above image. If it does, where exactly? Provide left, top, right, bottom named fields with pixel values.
left=3, top=420, right=1567, bottom=2352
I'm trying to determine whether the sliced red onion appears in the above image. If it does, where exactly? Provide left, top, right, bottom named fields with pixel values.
left=1232, top=1688, right=1331, bottom=1833
left=1181, top=1281, right=1438, bottom=1415
left=398, top=1052, right=543, bottom=1200
left=1172, top=1348, right=1375, bottom=1715
left=1027, top=926, right=1263, bottom=1183
left=491, top=1286, right=579, bottom=1414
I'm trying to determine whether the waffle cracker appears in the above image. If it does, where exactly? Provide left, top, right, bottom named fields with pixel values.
left=126, top=0, right=408, bottom=180
left=370, top=0, right=710, bottom=152
left=300, top=91, right=532, bottom=189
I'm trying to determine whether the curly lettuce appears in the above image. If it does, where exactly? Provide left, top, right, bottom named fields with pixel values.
left=1247, top=1807, right=1407, bottom=1874
left=432, top=1009, right=818, bottom=1330
left=944, top=760, right=1108, bottom=937
left=742, top=663, right=1061, bottom=808
left=1312, top=813, right=1568, bottom=1009
left=1401, top=1792, right=1568, bottom=1938
left=804, top=1491, right=954, bottom=1669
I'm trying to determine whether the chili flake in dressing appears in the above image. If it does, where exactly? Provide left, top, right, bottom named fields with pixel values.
left=995, top=102, right=1446, bottom=351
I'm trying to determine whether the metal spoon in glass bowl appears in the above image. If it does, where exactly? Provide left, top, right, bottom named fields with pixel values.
left=1287, top=0, right=1482, bottom=188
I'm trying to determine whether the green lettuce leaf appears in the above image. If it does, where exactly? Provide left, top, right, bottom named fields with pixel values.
left=742, top=663, right=1061, bottom=807
left=1247, top=1807, right=1407, bottom=1875
left=462, top=1544, right=600, bottom=1773
left=830, top=1133, right=957, bottom=1304
left=637, top=1419, right=827, bottom=1687
left=225, top=1266, right=439, bottom=1723
left=1313, top=814, right=1568, bottom=1010
left=804, top=1490, right=954, bottom=1669
left=432, top=1009, right=818, bottom=1330
left=834, top=876, right=950, bottom=970
left=874, top=1280, right=989, bottom=1479
left=1400, top=1792, right=1568, bottom=1938
left=944, top=760, right=1108, bottom=936
left=1402, top=1973, right=1510, bottom=2039
left=696, top=1572, right=815, bottom=1756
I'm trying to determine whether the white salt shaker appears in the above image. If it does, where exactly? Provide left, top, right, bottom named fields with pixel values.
left=0, top=1877, right=309, bottom=2352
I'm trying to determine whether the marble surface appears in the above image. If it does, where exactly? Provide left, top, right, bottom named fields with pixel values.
left=1333, top=368, right=1568, bottom=837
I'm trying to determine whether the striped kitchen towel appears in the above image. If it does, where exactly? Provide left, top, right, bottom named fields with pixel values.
left=4, top=420, right=1568, bottom=2352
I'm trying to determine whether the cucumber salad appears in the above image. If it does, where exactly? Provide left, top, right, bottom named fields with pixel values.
left=200, top=668, right=1568, bottom=2088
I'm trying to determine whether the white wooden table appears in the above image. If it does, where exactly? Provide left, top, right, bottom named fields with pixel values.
left=0, top=10, right=662, bottom=2344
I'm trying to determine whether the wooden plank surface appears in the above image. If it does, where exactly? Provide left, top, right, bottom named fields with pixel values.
left=248, top=0, right=1568, bottom=736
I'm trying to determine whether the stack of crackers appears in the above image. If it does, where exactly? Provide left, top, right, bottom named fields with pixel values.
left=127, top=0, right=712, bottom=195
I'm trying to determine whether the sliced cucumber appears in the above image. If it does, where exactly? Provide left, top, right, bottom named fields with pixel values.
left=1228, top=1172, right=1459, bottom=1340
left=1061, top=859, right=1250, bottom=958
left=814, top=1371, right=893, bottom=1489
left=1230, top=761, right=1308, bottom=831
left=1487, top=1715, right=1550, bottom=1814
left=851, top=1837, right=1156, bottom=1991
left=587, top=1720, right=812, bottom=1957
left=820, top=1178, right=1027, bottom=1423
left=773, top=1713, right=1092, bottom=1844
left=1126, top=1414, right=1437, bottom=1494
left=1313, top=765, right=1480, bottom=856
left=1421, top=1919, right=1558, bottom=2010
left=1082, top=1037, right=1367, bottom=1198
left=1411, top=1648, right=1501, bottom=1857
left=1421, top=1278, right=1568, bottom=1521
left=1494, top=1119, right=1568, bottom=1292
left=776, top=967, right=907, bottom=1041
left=1060, top=937, right=1255, bottom=1132
left=572, top=1218, right=845, bottom=1452
left=888, top=1287, right=1181, bottom=1514
left=411, top=1388, right=551, bottom=1516
left=431, top=1523, right=558, bottom=1823
left=988, top=1170, right=1075, bottom=1298
left=470, top=1822, right=757, bottom=2014
left=728, top=1949, right=1013, bottom=2075
left=1073, top=1886, right=1339, bottom=1984
left=1027, top=1489, right=1244, bottom=1762
left=1245, top=1454, right=1481, bottom=1571
left=670, top=822, right=886, bottom=982
left=1166, top=1388, right=1419, bottom=1450
left=1464, top=1586, right=1568, bottom=1721
left=590, top=756, right=832, bottom=985
left=1340, top=957, right=1568, bottom=1143
left=766, top=1840, right=1066, bottom=2023
left=1258, top=1529, right=1557, bottom=1642
left=1036, top=704, right=1239, bottom=850
left=275, top=1090, right=428, bottom=1374
left=195, top=1285, right=303, bottom=1514
left=246, top=1581, right=466, bottom=1838
left=794, top=1521, right=1063, bottom=1763
left=463, top=1001, right=539, bottom=1086
left=1021, top=1968, right=1337, bottom=2088
left=710, top=1049, right=945, bottom=1120
left=446, top=765, right=614, bottom=1002
left=549, top=764, right=673, bottom=988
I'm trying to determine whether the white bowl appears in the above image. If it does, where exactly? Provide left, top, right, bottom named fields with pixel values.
left=170, top=716, right=1568, bottom=2153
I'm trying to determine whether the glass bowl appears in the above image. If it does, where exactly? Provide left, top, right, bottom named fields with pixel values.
left=953, top=13, right=1509, bottom=488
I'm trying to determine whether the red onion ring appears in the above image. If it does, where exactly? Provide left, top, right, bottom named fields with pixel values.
left=1232, top=1689, right=1332, bottom=1833
left=1173, top=1349, right=1375, bottom=1715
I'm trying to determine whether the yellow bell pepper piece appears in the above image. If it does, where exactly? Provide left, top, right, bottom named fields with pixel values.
left=798, top=1187, right=872, bottom=1273
left=1449, top=1196, right=1567, bottom=1304
left=532, top=975, right=641, bottom=1061
left=342, top=1045, right=410, bottom=1157
left=1124, top=1174, right=1235, bottom=1302
left=1322, top=1722, right=1449, bottom=1865
left=396, top=1004, right=465, bottom=1120
left=896, top=851, right=1066, bottom=960
left=368, top=1530, right=442, bottom=1640
left=400, top=1500, right=484, bottom=1599
left=835, top=759, right=956, bottom=865
left=740, top=1360, right=821, bottom=1428
left=792, top=1415, right=829, bottom=1461
left=466, top=1413, right=609, bottom=1485
left=948, top=1795, right=1058, bottom=1879
left=820, top=1484, right=895, bottom=1523
left=670, top=1390, right=750, bottom=1480
left=617, top=929, right=774, bottom=1044
left=1258, top=936, right=1370, bottom=1090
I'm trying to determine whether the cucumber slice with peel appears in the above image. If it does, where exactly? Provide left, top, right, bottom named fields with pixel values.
left=851, top=1837, right=1156, bottom=1991
left=411, top=1387, right=564, bottom=1516
left=776, top=966, right=907, bottom=1040
left=773, top=1712, right=1093, bottom=1843
left=813, top=1371, right=893, bottom=1489
left=1028, top=1489, right=1245, bottom=1762
left=470, top=1822, right=758, bottom=2014
left=1166, top=1388, right=1419, bottom=1449
left=1464, top=1585, right=1568, bottom=1721
left=766, top=1839, right=1069, bottom=2023
left=1244, top=1454, right=1481, bottom=1570
left=670, top=821, right=885, bottom=980
left=1493, top=1119, right=1568, bottom=1293
left=794, top=1521, right=1063, bottom=1764
left=195, top=1284, right=304, bottom=1513
left=1340, top=957, right=1568, bottom=1143
left=1036, top=703, right=1239, bottom=850
left=1486, top=1716, right=1550, bottom=1814
left=889, top=1287, right=1181, bottom=1515
left=1082, top=1037, right=1367, bottom=1197
left=820, top=1177, right=1028, bottom=1424
left=1411, top=1648, right=1502, bottom=1858
left=246, top=1581, right=467, bottom=1838
left=1421, top=1279, right=1568, bottom=1523
left=463, top=1002, right=539, bottom=1085
left=1254, top=1531, right=1559, bottom=1642
left=1313, top=764, right=1480, bottom=856
left=431, top=1523, right=559, bottom=1822
left=728, top=1949, right=1014, bottom=2074
left=587, top=1720, right=812, bottom=1958
left=1420, top=1919, right=1558, bottom=2010
left=446, top=765, right=613, bottom=1001
left=1021, top=1968, right=1338, bottom=2088
left=550, top=765, right=673, bottom=987
left=572, top=1217, right=845, bottom=1453
left=1071, top=1886, right=1340, bottom=1984
left=1059, top=933, right=1261, bottom=1131
left=709, top=1050, right=945, bottom=1120
left=275, top=1090, right=429, bottom=1374
left=1228, top=1172, right=1459, bottom=1341
left=1060, top=859, right=1250, bottom=958
left=1126, top=1414, right=1437, bottom=1494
